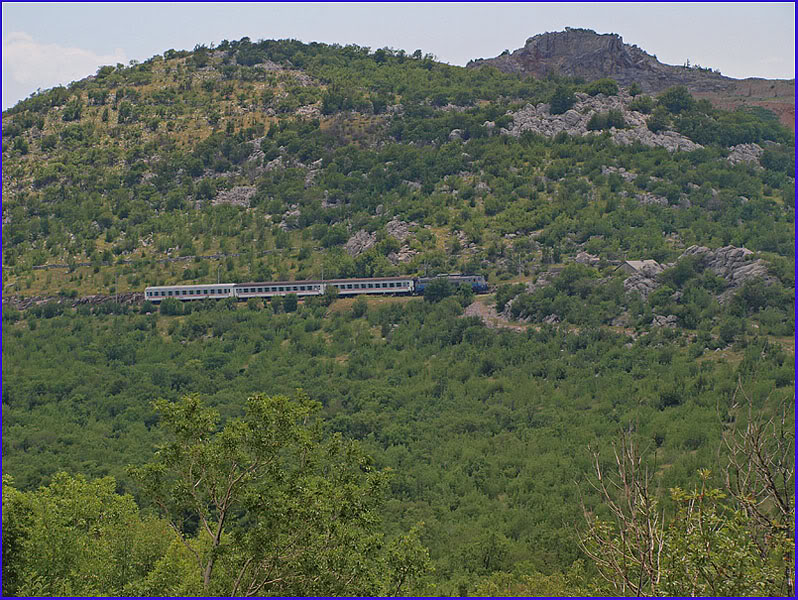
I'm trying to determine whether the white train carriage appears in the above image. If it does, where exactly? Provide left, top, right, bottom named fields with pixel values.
left=235, top=280, right=323, bottom=298
left=322, top=277, right=415, bottom=296
left=145, top=283, right=236, bottom=302
left=234, top=277, right=415, bottom=299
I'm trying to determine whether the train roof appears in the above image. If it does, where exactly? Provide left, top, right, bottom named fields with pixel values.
left=145, top=283, right=236, bottom=290
left=235, top=276, right=415, bottom=286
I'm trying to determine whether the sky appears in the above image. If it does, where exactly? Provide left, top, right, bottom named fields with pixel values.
left=2, top=2, right=795, bottom=110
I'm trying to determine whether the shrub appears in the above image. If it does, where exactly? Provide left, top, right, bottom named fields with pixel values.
left=585, top=78, right=619, bottom=97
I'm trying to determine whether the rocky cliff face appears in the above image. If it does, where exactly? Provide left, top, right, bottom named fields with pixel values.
left=469, top=28, right=753, bottom=94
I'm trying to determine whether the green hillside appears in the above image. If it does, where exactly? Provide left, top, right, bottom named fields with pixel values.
left=2, top=37, right=794, bottom=596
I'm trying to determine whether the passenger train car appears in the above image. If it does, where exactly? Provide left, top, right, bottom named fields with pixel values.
left=415, top=274, right=488, bottom=294
left=145, top=274, right=486, bottom=303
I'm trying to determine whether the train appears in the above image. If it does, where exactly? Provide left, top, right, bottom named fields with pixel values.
left=144, top=274, right=488, bottom=303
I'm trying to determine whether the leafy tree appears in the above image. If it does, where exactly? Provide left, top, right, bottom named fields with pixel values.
left=283, top=292, right=298, bottom=312
left=549, top=85, right=576, bottom=115
left=657, top=85, right=696, bottom=114
left=2, top=473, right=171, bottom=597
left=351, top=295, right=368, bottom=318
left=129, top=392, right=427, bottom=596
left=159, top=297, right=183, bottom=316
left=647, top=105, right=671, bottom=133
left=423, top=278, right=455, bottom=303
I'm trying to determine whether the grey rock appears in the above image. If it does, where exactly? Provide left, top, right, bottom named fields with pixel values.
left=344, top=230, right=377, bottom=257
left=727, top=143, right=764, bottom=166
left=213, top=186, right=255, bottom=208
left=448, top=129, right=464, bottom=141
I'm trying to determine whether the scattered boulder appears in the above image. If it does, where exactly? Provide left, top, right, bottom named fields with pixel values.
left=574, top=251, right=601, bottom=266
left=652, top=314, right=679, bottom=327
left=387, top=246, right=418, bottom=264
left=448, top=129, right=464, bottom=141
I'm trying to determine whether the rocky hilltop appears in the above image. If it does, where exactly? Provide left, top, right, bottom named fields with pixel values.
left=468, top=28, right=795, bottom=128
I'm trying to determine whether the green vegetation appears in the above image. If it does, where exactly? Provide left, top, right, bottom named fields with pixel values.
left=2, top=36, right=794, bottom=596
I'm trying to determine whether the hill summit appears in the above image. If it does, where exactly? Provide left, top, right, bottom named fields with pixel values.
left=468, top=28, right=794, bottom=128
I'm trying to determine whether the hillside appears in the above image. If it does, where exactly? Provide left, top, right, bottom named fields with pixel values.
left=1, top=35, right=795, bottom=596
left=468, top=28, right=795, bottom=130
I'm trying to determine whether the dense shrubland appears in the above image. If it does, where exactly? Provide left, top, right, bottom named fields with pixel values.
left=2, top=37, right=794, bottom=596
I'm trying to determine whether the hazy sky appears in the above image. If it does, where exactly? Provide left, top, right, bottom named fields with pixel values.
left=2, top=2, right=795, bottom=110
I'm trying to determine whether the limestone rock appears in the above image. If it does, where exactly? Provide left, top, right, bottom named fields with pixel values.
left=213, top=186, right=255, bottom=207
left=448, top=129, right=464, bottom=141
left=385, top=218, right=416, bottom=242
left=727, top=143, right=764, bottom=166
left=344, top=230, right=377, bottom=257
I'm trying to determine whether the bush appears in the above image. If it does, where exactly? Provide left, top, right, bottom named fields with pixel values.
left=283, top=293, right=298, bottom=312
left=351, top=296, right=368, bottom=318
left=647, top=106, right=671, bottom=133
left=657, top=86, right=695, bottom=114
left=423, top=278, right=455, bottom=303
left=585, top=78, right=619, bottom=97
left=159, top=297, right=183, bottom=316
left=629, top=95, right=655, bottom=114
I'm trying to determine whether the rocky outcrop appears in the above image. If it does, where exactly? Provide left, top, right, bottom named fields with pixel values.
left=501, top=92, right=702, bottom=152
left=574, top=251, right=601, bottom=266
left=212, top=186, right=255, bottom=207
left=622, top=261, right=665, bottom=299
left=622, top=245, right=775, bottom=303
left=726, top=143, right=764, bottom=166
left=468, top=28, right=738, bottom=95
left=681, top=245, right=774, bottom=302
left=387, top=246, right=418, bottom=265
left=385, top=218, right=415, bottom=242
left=344, top=230, right=377, bottom=257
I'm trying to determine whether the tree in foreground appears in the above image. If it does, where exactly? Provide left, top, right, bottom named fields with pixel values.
left=129, top=391, right=430, bottom=596
left=578, top=384, right=794, bottom=596
left=2, top=473, right=171, bottom=597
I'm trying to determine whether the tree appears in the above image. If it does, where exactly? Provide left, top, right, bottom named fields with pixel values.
left=579, top=388, right=795, bottom=597
left=322, top=284, right=339, bottom=307
left=129, top=392, right=428, bottom=596
left=628, top=82, right=643, bottom=97
left=657, top=86, right=696, bottom=114
left=549, top=85, right=576, bottom=115
left=423, top=278, right=454, bottom=303
left=647, top=106, right=671, bottom=133
left=283, top=292, right=298, bottom=312
left=2, top=473, right=171, bottom=597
